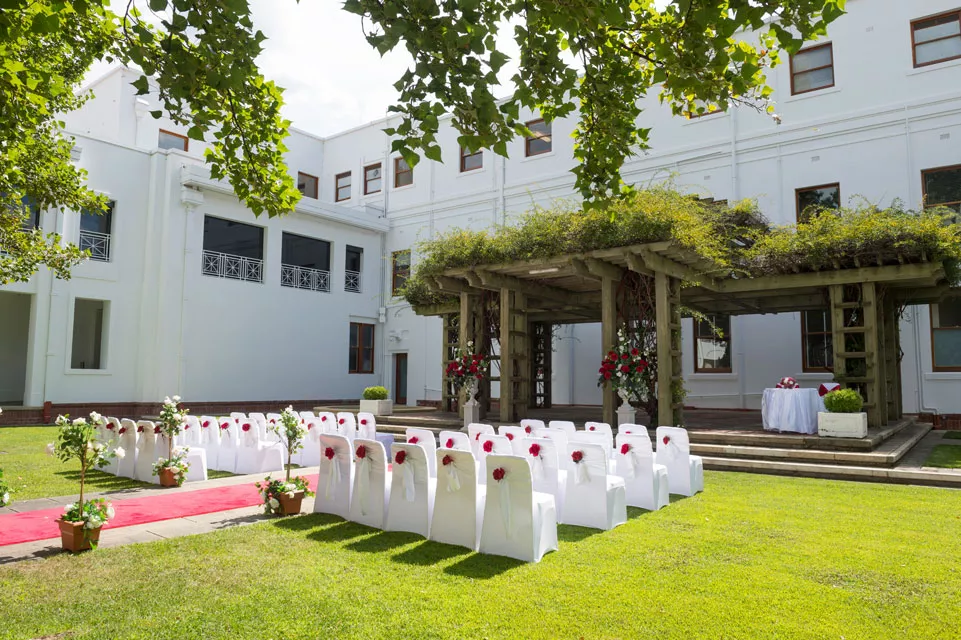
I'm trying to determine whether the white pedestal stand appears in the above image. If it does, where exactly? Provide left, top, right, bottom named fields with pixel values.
left=463, top=379, right=481, bottom=430
left=616, top=389, right=636, bottom=427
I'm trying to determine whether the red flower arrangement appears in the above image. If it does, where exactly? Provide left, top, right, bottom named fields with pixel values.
left=442, top=454, right=453, bottom=467
left=394, top=450, right=406, bottom=465
left=408, top=436, right=420, bottom=445
left=356, top=445, right=367, bottom=459
left=505, top=433, right=514, bottom=441
left=492, top=467, right=506, bottom=482
left=620, top=443, right=631, bottom=455
left=445, top=341, right=490, bottom=391
left=597, top=333, right=650, bottom=401
left=325, top=447, right=335, bottom=460
left=483, top=440, right=494, bottom=453
left=445, top=438, right=454, bottom=449
left=529, top=443, right=541, bottom=457
left=242, top=423, right=251, bottom=432
left=571, top=450, right=584, bottom=464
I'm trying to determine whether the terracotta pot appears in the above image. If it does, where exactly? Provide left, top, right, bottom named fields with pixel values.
left=158, top=467, right=178, bottom=487
left=59, top=519, right=101, bottom=553
left=278, top=491, right=304, bottom=516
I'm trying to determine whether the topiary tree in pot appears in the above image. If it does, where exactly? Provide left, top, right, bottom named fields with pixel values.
left=360, top=386, right=393, bottom=417
left=818, top=388, right=868, bottom=438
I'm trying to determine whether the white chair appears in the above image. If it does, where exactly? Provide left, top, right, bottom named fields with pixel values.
left=264, top=413, right=283, bottom=442
left=619, top=423, right=648, bottom=437
left=197, top=416, right=220, bottom=471
left=386, top=442, right=436, bottom=538
left=134, top=422, right=158, bottom=483
left=569, top=430, right=614, bottom=462
left=564, top=443, right=627, bottom=530
left=183, top=415, right=202, bottom=447
left=439, top=430, right=472, bottom=452
left=357, top=412, right=377, bottom=440
left=615, top=433, right=669, bottom=511
left=467, top=423, right=495, bottom=456
left=534, top=428, right=571, bottom=472
left=181, top=446, right=209, bottom=483
left=476, top=434, right=513, bottom=485
left=249, top=412, right=270, bottom=441
left=235, top=419, right=284, bottom=475
left=216, top=418, right=240, bottom=473
left=405, top=428, right=437, bottom=477
left=299, top=410, right=316, bottom=422
left=585, top=421, right=613, bottom=437
left=104, top=416, right=122, bottom=440
left=522, top=436, right=567, bottom=522
left=479, top=454, right=558, bottom=563
left=294, top=420, right=323, bottom=467
left=315, top=434, right=354, bottom=518
left=115, top=419, right=138, bottom=479
left=317, top=411, right=337, bottom=432
left=348, top=439, right=392, bottom=529
left=335, top=412, right=358, bottom=444
left=498, top=426, right=528, bottom=455
left=430, top=448, right=485, bottom=551
left=230, top=412, right=247, bottom=424
left=548, top=420, right=576, bottom=434
left=520, top=419, right=546, bottom=435
left=655, top=426, right=704, bottom=497
left=102, top=418, right=123, bottom=475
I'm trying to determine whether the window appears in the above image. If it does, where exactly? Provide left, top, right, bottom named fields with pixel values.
left=71, top=298, right=107, bottom=370
left=912, top=10, right=961, bottom=68
left=364, top=163, right=382, bottom=194
left=931, top=300, right=961, bottom=370
left=158, top=129, right=189, bottom=152
left=345, top=245, right=363, bottom=293
left=922, top=165, right=961, bottom=212
left=8, top=196, right=40, bottom=230
left=802, top=309, right=834, bottom=372
left=297, top=172, right=318, bottom=199
left=525, top=119, right=552, bottom=157
left=460, top=146, right=483, bottom=172
left=335, top=172, right=352, bottom=202
left=394, top=157, right=413, bottom=188
left=79, top=201, right=114, bottom=262
left=694, top=315, right=732, bottom=373
left=790, top=43, right=835, bottom=95
left=281, top=232, right=331, bottom=292
left=201, top=215, right=264, bottom=283
left=349, top=322, right=375, bottom=374
left=796, top=183, right=841, bottom=222
left=392, top=249, right=411, bottom=296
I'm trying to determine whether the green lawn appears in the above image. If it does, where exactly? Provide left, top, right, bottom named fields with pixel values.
left=942, top=430, right=961, bottom=440
left=2, top=472, right=960, bottom=639
left=0, top=426, right=232, bottom=501
left=923, top=444, right=961, bottom=469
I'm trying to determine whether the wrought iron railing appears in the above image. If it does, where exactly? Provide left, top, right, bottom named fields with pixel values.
left=202, top=250, right=263, bottom=283
left=79, top=230, right=111, bottom=262
left=345, top=269, right=362, bottom=293
left=281, top=264, right=330, bottom=292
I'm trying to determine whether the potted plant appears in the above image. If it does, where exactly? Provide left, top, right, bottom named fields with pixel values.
left=260, top=406, right=315, bottom=515
left=360, top=386, right=393, bottom=417
left=818, top=388, right=868, bottom=438
left=48, top=413, right=118, bottom=552
left=153, top=395, right=191, bottom=487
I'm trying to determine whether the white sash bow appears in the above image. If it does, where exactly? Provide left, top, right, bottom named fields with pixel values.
left=325, top=455, right=341, bottom=498
left=661, top=439, right=678, bottom=462
left=357, top=456, right=370, bottom=515
left=445, top=463, right=461, bottom=492
left=402, top=460, right=416, bottom=502
left=498, top=478, right=513, bottom=538
left=574, top=461, right=591, bottom=485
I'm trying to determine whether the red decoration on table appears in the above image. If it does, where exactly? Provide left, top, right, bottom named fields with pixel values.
left=818, top=382, right=841, bottom=397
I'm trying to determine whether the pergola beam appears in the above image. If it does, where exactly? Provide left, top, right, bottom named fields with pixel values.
left=474, top=269, right=587, bottom=308
left=717, top=263, right=944, bottom=293
left=631, top=249, right=719, bottom=290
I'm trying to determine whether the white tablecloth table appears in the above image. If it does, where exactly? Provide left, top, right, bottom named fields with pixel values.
left=761, top=388, right=826, bottom=435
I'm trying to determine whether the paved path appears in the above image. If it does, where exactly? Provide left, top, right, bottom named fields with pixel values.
left=898, top=430, right=961, bottom=469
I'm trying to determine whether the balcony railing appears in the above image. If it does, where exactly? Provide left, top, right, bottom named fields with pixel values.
left=202, top=250, right=263, bottom=283
left=345, top=269, right=361, bottom=293
left=79, top=230, right=111, bottom=262
left=281, top=264, right=330, bottom=292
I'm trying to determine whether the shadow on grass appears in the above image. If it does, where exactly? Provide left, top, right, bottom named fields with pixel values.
left=345, top=530, right=422, bottom=554
left=302, top=519, right=374, bottom=544
left=391, top=539, right=471, bottom=566
left=444, top=552, right=524, bottom=579
left=557, top=524, right=606, bottom=543
left=271, top=513, right=345, bottom=532
left=627, top=506, right=652, bottom=519
left=54, top=470, right=146, bottom=492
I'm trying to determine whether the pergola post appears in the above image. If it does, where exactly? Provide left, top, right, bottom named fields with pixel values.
left=530, top=321, right=552, bottom=409
left=655, top=271, right=683, bottom=426
left=459, top=292, right=484, bottom=418
left=601, top=277, right=617, bottom=425
left=441, top=312, right=459, bottom=413
left=499, top=289, right=529, bottom=422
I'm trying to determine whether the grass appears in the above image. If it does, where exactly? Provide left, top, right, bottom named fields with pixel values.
left=0, top=426, right=233, bottom=501
left=2, top=472, right=961, bottom=639
left=942, top=431, right=961, bottom=440
left=923, top=444, right=961, bottom=469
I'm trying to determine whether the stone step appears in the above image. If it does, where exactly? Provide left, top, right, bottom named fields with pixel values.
left=686, top=417, right=914, bottom=451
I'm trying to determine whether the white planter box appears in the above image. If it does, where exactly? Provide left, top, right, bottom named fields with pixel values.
left=360, top=399, right=393, bottom=416
left=817, top=412, right=868, bottom=438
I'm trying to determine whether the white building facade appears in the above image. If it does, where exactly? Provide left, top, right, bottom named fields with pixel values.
left=1, top=0, right=960, bottom=422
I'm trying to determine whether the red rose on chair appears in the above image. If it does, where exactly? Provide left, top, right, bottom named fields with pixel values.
left=361, top=419, right=368, bottom=425
left=153, top=426, right=161, bottom=434
left=395, top=450, right=406, bottom=465
left=505, top=433, right=514, bottom=441
left=270, top=419, right=276, bottom=424
left=408, top=436, right=419, bottom=445
left=445, top=438, right=454, bottom=449
left=475, top=433, right=481, bottom=440
left=105, top=423, right=114, bottom=430
left=325, top=447, right=335, bottom=460
left=529, top=443, right=541, bottom=457
left=662, top=435, right=670, bottom=445
left=119, top=427, right=127, bottom=435
left=338, top=418, right=345, bottom=425
left=524, top=425, right=532, bottom=434
left=442, top=454, right=453, bottom=467
left=589, top=425, right=596, bottom=431
left=137, top=425, right=144, bottom=433
left=220, top=422, right=229, bottom=430
left=202, top=420, right=210, bottom=428
left=571, top=450, right=584, bottom=463
left=321, top=416, right=327, bottom=422
left=242, top=423, right=251, bottom=432
left=492, top=467, right=506, bottom=482
left=184, top=424, right=190, bottom=430
left=483, top=440, right=494, bottom=453
left=620, top=443, right=631, bottom=455
left=356, top=445, right=367, bottom=459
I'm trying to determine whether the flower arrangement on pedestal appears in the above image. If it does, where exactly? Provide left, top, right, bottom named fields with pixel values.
left=445, top=340, right=490, bottom=398
left=48, top=412, right=117, bottom=552
left=597, top=329, right=650, bottom=404
left=261, top=406, right=314, bottom=515
left=153, top=395, right=191, bottom=487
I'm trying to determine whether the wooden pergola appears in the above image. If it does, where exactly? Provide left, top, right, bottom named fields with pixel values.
left=413, top=241, right=956, bottom=429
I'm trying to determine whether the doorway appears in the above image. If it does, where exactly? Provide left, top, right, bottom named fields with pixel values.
left=394, top=353, right=408, bottom=405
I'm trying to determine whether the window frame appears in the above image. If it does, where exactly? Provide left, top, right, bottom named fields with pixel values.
left=349, top=322, right=376, bottom=374
left=459, top=146, right=483, bottom=172
left=921, top=164, right=961, bottom=211
left=158, top=129, right=189, bottom=152
left=931, top=301, right=961, bottom=372
left=524, top=119, right=552, bottom=157
left=795, top=182, right=841, bottom=222
left=693, top=315, right=733, bottom=374
left=801, top=309, right=834, bottom=373
left=363, top=163, right=382, bottom=195
left=391, top=249, right=411, bottom=296
left=789, top=42, right=835, bottom=96
left=911, top=10, right=961, bottom=68
left=335, top=171, right=352, bottom=202
left=297, top=172, right=319, bottom=199
left=393, top=157, right=413, bottom=188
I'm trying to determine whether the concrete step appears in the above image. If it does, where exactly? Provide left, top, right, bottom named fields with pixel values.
left=376, top=415, right=463, bottom=429
left=687, top=417, right=913, bottom=451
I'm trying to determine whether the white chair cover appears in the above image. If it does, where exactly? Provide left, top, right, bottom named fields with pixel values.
left=615, top=433, right=669, bottom=511
left=585, top=421, right=613, bottom=437
left=235, top=419, right=284, bottom=475
left=386, top=443, right=436, bottom=538
left=476, top=434, right=513, bottom=485
left=299, top=410, right=316, bottom=421
left=316, top=411, right=337, bottom=433
left=619, top=423, right=648, bottom=437
left=102, top=418, right=123, bottom=475
left=439, top=430, right=472, bottom=452
left=196, top=416, right=220, bottom=470
left=520, top=419, right=546, bottom=435
left=348, top=439, right=391, bottom=529
left=430, top=448, right=485, bottom=551
left=564, top=443, right=627, bottom=530
left=183, top=416, right=202, bottom=447
left=498, top=426, right=528, bottom=455
left=405, top=428, right=437, bottom=477
left=569, top=430, right=614, bottom=461
left=230, top=412, right=246, bottom=423
left=548, top=420, right=576, bottom=434
left=134, top=422, right=158, bottom=483
left=181, top=446, right=208, bottom=483
left=467, top=423, right=495, bottom=456
left=479, top=454, right=558, bottom=563
left=357, top=412, right=377, bottom=440
left=314, top=434, right=354, bottom=518
left=335, top=412, right=358, bottom=444
left=115, top=419, right=138, bottom=478
left=216, top=418, right=240, bottom=473
left=297, top=420, right=323, bottom=467
left=655, top=426, right=704, bottom=497
left=534, top=428, right=571, bottom=471
left=521, top=436, right=567, bottom=522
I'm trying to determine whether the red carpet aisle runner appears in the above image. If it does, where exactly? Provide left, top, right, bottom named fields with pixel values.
left=0, top=474, right=319, bottom=547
